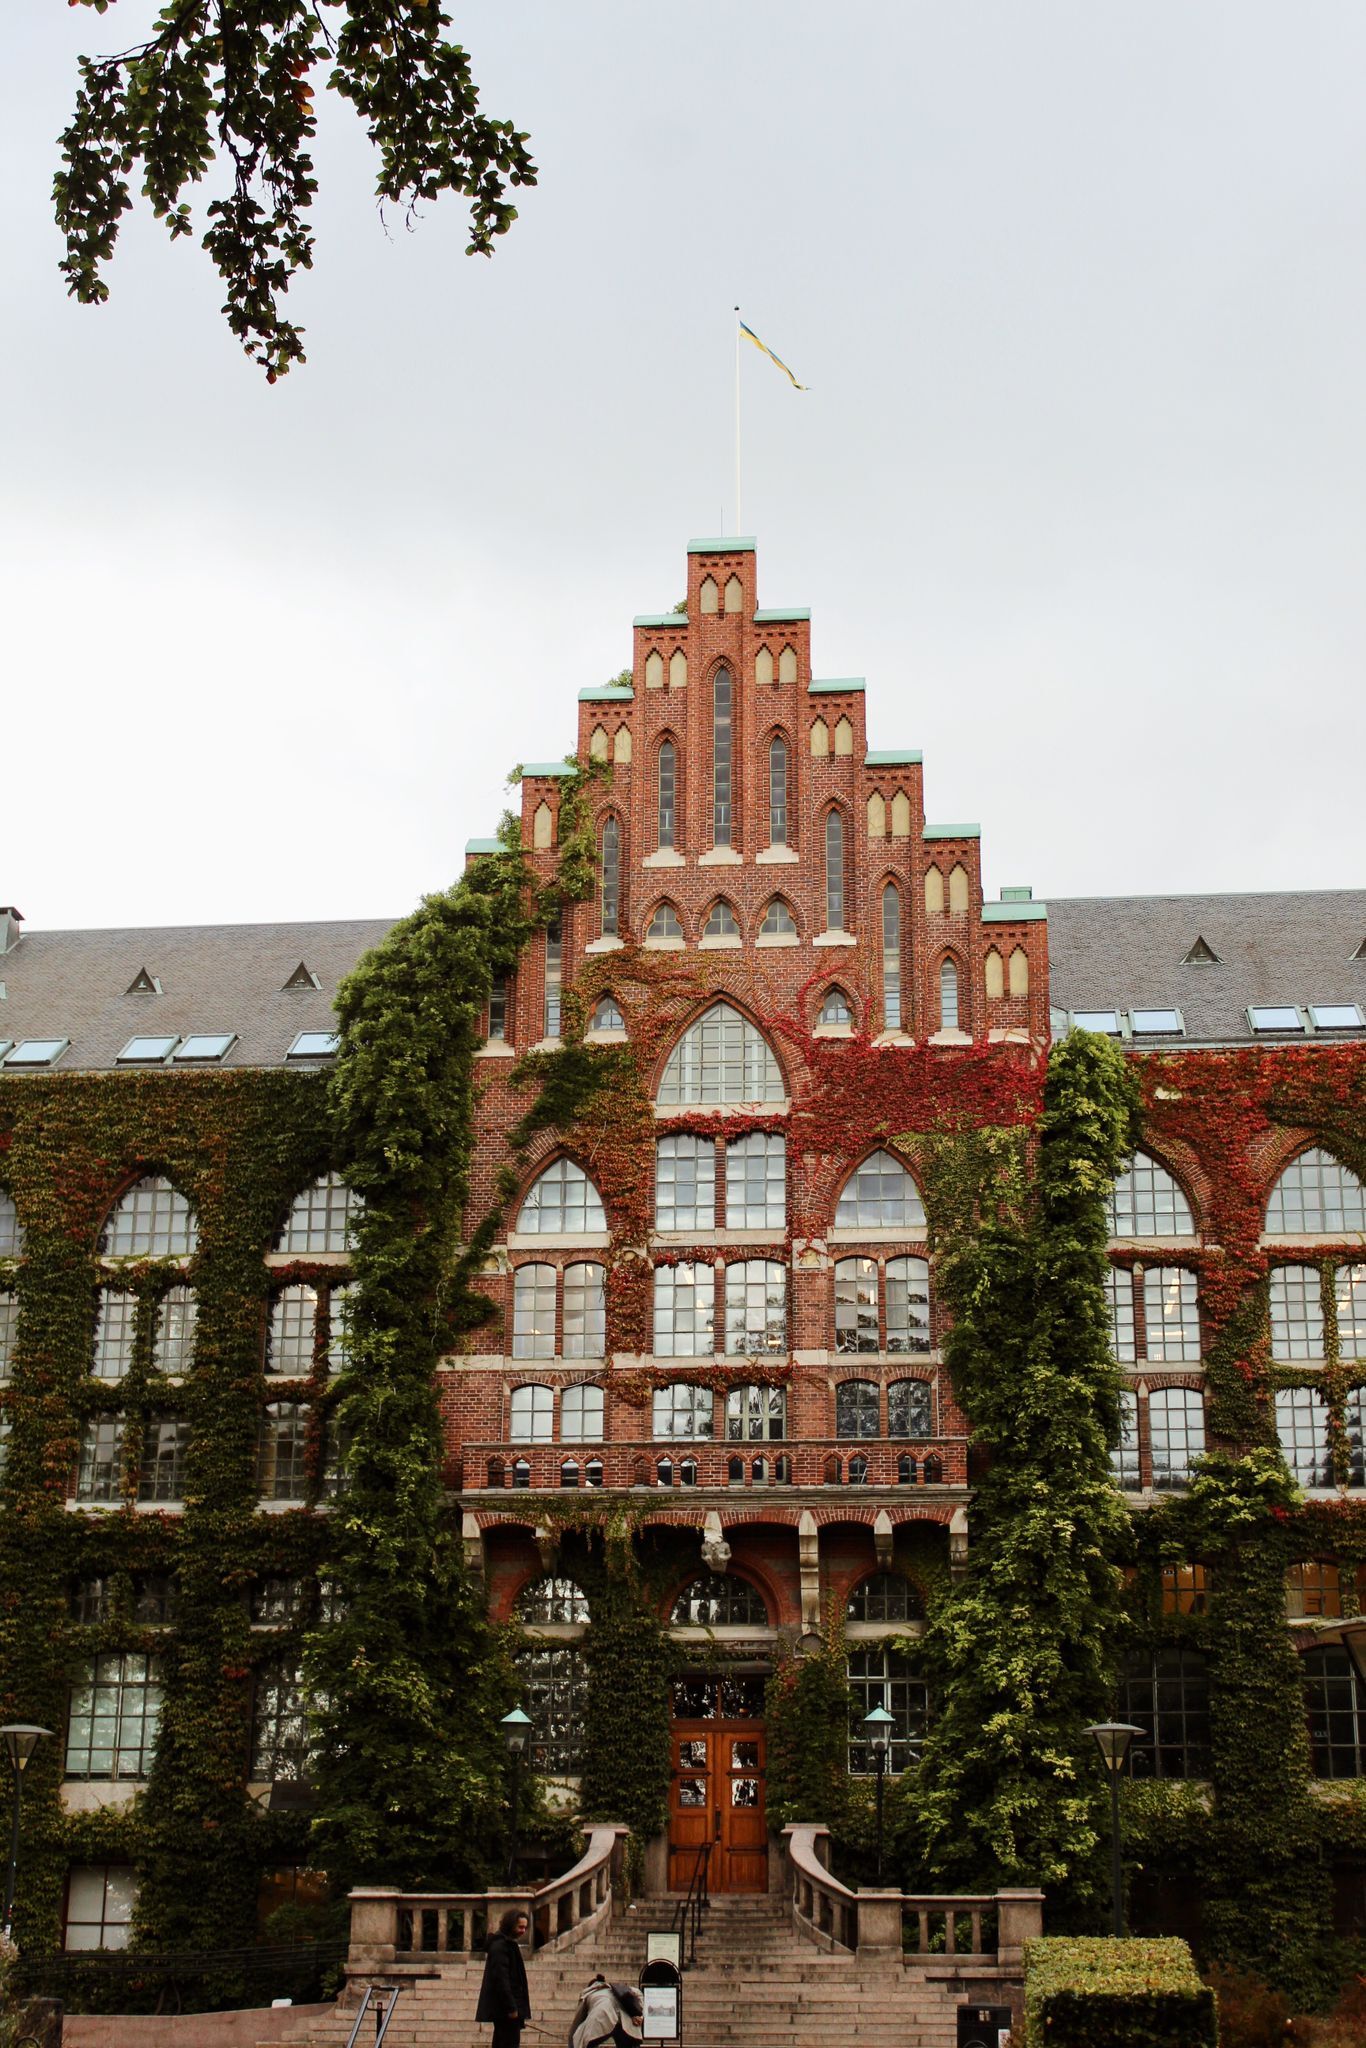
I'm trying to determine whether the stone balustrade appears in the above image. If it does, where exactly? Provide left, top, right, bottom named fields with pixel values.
left=782, top=1824, right=1043, bottom=1966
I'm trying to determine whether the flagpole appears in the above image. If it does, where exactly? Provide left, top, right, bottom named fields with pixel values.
left=734, top=306, right=742, bottom=534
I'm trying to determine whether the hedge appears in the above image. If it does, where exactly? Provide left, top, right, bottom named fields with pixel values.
left=1022, top=1936, right=1218, bottom=2047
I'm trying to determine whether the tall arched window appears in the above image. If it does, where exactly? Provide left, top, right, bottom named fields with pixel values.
left=657, top=740, right=677, bottom=850
left=275, top=1174, right=359, bottom=1255
left=1109, top=1154, right=1196, bottom=1237
left=1266, top=1149, right=1366, bottom=1236
left=544, top=919, right=562, bottom=1039
left=101, top=1177, right=199, bottom=1259
left=712, top=668, right=733, bottom=846
left=825, top=811, right=846, bottom=931
left=768, top=737, right=788, bottom=846
left=882, top=883, right=902, bottom=1031
left=658, top=1003, right=784, bottom=1106
left=599, top=816, right=620, bottom=938
left=939, top=959, right=959, bottom=1032
left=517, top=1160, right=606, bottom=1235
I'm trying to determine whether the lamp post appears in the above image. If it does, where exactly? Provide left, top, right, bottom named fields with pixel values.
left=1084, top=1721, right=1145, bottom=1938
left=0, top=1725, right=52, bottom=1942
left=861, top=1704, right=895, bottom=1883
left=500, top=1708, right=532, bottom=1887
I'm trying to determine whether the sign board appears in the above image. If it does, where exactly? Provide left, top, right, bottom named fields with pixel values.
left=641, top=1983, right=680, bottom=2040
left=646, top=1931, right=683, bottom=1968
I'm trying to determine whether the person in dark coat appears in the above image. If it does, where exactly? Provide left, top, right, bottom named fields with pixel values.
left=476, top=1908, right=532, bottom=2048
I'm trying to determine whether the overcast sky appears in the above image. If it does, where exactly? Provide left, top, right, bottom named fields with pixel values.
left=3, top=2, right=1364, bottom=933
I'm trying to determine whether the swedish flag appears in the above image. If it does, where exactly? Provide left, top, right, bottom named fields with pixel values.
left=739, top=320, right=808, bottom=391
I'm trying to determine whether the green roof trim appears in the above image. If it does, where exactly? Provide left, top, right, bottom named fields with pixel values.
left=809, top=677, right=866, bottom=695
left=754, top=608, right=810, bottom=623
left=1000, top=885, right=1033, bottom=902
left=923, top=822, right=981, bottom=840
left=687, top=536, right=756, bottom=553
left=633, top=613, right=687, bottom=629
left=464, top=838, right=503, bottom=856
left=578, top=685, right=634, bottom=702
left=865, top=749, right=923, bottom=766
left=520, top=761, right=577, bottom=779
left=983, top=901, right=1047, bottom=923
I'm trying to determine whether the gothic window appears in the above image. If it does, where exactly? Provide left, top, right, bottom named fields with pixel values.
left=836, top=1379, right=879, bottom=1439
left=925, top=867, right=944, bottom=914
left=509, top=1384, right=554, bottom=1443
left=847, top=1647, right=927, bottom=1773
left=723, top=1260, right=787, bottom=1355
left=658, top=1003, right=784, bottom=1105
left=704, top=900, right=740, bottom=939
left=515, top=1641, right=588, bottom=1773
left=759, top=897, right=797, bottom=937
left=0, top=1192, right=23, bottom=1256
left=847, top=1571, right=924, bottom=1624
left=653, top=1265, right=715, bottom=1356
left=819, top=988, right=852, bottom=1027
left=276, top=1173, right=360, bottom=1255
left=65, top=1652, right=165, bottom=1780
left=652, top=1383, right=714, bottom=1440
left=1266, top=1149, right=1366, bottom=1235
left=657, top=740, right=677, bottom=849
left=985, top=949, right=1004, bottom=999
left=544, top=918, right=563, bottom=1037
left=755, top=647, right=774, bottom=686
left=887, top=1378, right=933, bottom=1437
left=1303, top=1649, right=1366, bottom=1778
left=725, top=1133, right=785, bottom=1229
left=1275, top=1386, right=1334, bottom=1487
left=726, top=1384, right=786, bottom=1441
left=768, top=736, right=789, bottom=845
left=1148, top=1387, right=1205, bottom=1489
left=835, top=1151, right=926, bottom=1230
left=1118, top=1649, right=1211, bottom=1778
left=656, top=1136, right=715, bottom=1231
left=599, top=816, right=620, bottom=938
left=516, top=1575, right=590, bottom=1625
left=882, top=883, right=902, bottom=1031
left=1112, top=1388, right=1140, bottom=1488
left=938, top=959, right=959, bottom=1032
left=1108, top=1154, right=1196, bottom=1238
left=153, top=1286, right=197, bottom=1374
left=670, top=1574, right=769, bottom=1627
left=517, top=1159, right=606, bottom=1235
left=100, top=1177, right=198, bottom=1259
left=1009, top=947, right=1030, bottom=996
left=560, top=1384, right=605, bottom=1443
left=825, top=811, right=846, bottom=930
left=512, top=1267, right=556, bottom=1359
left=646, top=903, right=684, bottom=942
left=92, top=1290, right=138, bottom=1381
left=591, top=995, right=624, bottom=1032
left=948, top=864, right=969, bottom=913
left=712, top=667, right=733, bottom=846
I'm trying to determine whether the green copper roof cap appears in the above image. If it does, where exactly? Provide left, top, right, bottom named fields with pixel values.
left=983, top=901, right=1047, bottom=922
left=809, top=677, right=866, bottom=694
left=578, top=684, right=634, bottom=701
left=923, top=822, right=981, bottom=839
left=520, top=761, right=577, bottom=779
left=754, top=608, right=810, bottom=623
left=999, top=885, right=1033, bottom=901
left=465, top=838, right=503, bottom=855
left=633, top=613, right=688, bottom=629
left=687, top=536, right=756, bottom=553
left=865, top=749, right=923, bottom=766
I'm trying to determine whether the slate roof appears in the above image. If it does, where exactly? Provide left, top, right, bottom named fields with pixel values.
left=0, top=919, right=396, bottom=1071
left=1048, top=890, right=1366, bottom=1046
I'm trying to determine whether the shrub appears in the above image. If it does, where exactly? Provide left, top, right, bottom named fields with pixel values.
left=1206, top=1963, right=1292, bottom=2047
left=1022, top=1936, right=1218, bottom=2047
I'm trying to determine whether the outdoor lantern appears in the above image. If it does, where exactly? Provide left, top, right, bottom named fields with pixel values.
left=0, top=1723, right=51, bottom=1940
left=500, top=1707, right=532, bottom=1756
left=1085, top=1721, right=1146, bottom=1937
left=862, top=1704, right=895, bottom=1753
left=0, top=1727, right=51, bottom=1776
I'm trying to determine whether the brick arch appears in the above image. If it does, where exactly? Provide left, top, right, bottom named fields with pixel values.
left=755, top=891, right=806, bottom=941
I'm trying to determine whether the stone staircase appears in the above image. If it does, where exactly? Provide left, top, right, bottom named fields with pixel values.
left=261, top=1895, right=1019, bottom=2048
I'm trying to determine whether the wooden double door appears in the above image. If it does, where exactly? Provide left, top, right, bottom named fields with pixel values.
left=667, top=1722, right=768, bottom=1893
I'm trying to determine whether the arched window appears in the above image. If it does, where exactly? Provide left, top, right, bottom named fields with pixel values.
left=922, top=1453, right=943, bottom=1485
left=646, top=903, right=684, bottom=943
left=512, top=1266, right=556, bottom=1359
left=712, top=667, right=733, bottom=846
left=727, top=1456, right=744, bottom=1486
left=670, top=1573, right=769, bottom=1627
left=726, top=1384, right=786, bottom=1441
left=516, top=1640, right=588, bottom=1773
left=882, top=884, right=902, bottom=1032
left=652, top=1383, right=713, bottom=1440
left=515, top=1575, right=590, bottom=1625
left=759, top=897, right=797, bottom=938
left=1009, top=946, right=1030, bottom=997
left=836, top=1380, right=879, bottom=1439
left=723, top=1260, right=787, bottom=1355
left=768, top=737, right=788, bottom=846
left=1303, top=1648, right=1366, bottom=1778
left=1267, top=1149, right=1366, bottom=1236
left=657, top=740, right=677, bottom=850
left=888, top=1378, right=932, bottom=1437
left=1118, top=1650, right=1211, bottom=1778
left=847, top=1571, right=924, bottom=1624
left=509, top=1384, right=554, bottom=1443
left=847, top=1647, right=927, bottom=1773
left=561, top=1383, right=605, bottom=1442
left=0, top=1193, right=23, bottom=1258
left=101, top=1176, right=198, bottom=1259
left=703, top=901, right=740, bottom=939
left=657, top=1458, right=675, bottom=1487
left=823, top=1454, right=842, bottom=1485
left=938, top=959, right=959, bottom=1032
left=658, top=1003, right=784, bottom=1106
left=825, top=811, right=846, bottom=930
left=512, top=1458, right=532, bottom=1488
left=562, top=1263, right=606, bottom=1357
left=679, top=1457, right=699, bottom=1487
left=1108, top=1154, right=1196, bottom=1237
left=925, top=867, right=944, bottom=915
left=275, top=1173, right=358, bottom=1256
left=585, top=1459, right=603, bottom=1487
left=591, top=995, right=624, bottom=1032
left=599, top=816, right=620, bottom=938
left=544, top=918, right=562, bottom=1037
left=517, top=1159, right=606, bottom=1235
left=819, top=988, right=853, bottom=1027
left=835, top=1151, right=926, bottom=1230
left=948, top=864, right=969, bottom=914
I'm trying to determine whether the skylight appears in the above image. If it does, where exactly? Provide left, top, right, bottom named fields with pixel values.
left=5, top=1039, right=69, bottom=1067
left=1071, top=1011, right=1121, bottom=1035
left=1310, top=1005, right=1363, bottom=1031
left=173, top=1034, right=235, bottom=1063
left=286, top=1032, right=340, bottom=1059
left=1130, top=1009, right=1183, bottom=1035
left=117, top=1035, right=180, bottom=1064
left=1248, top=1007, right=1304, bottom=1034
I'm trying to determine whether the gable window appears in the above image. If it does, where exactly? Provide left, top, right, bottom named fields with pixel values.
left=1266, top=1149, right=1366, bottom=1236
left=759, top=898, right=797, bottom=938
left=768, top=737, right=789, bottom=846
left=712, top=667, right=733, bottom=846
left=1275, top=1386, right=1334, bottom=1487
left=656, top=1136, right=715, bottom=1231
left=1119, top=1650, right=1211, bottom=1778
left=825, top=812, right=846, bottom=930
left=657, top=740, right=677, bottom=850
left=670, top=1573, right=769, bottom=1627
left=726, top=1384, right=786, bottom=1441
left=938, top=959, right=959, bottom=1032
left=725, top=1133, right=785, bottom=1230
left=66, top=1652, right=164, bottom=1780
left=652, top=1383, right=714, bottom=1440
left=1148, top=1386, right=1205, bottom=1489
left=1108, top=1154, right=1195, bottom=1238
left=836, top=1151, right=926, bottom=1231
left=517, top=1160, right=606, bottom=1236
left=658, top=1003, right=784, bottom=1106
left=882, top=884, right=902, bottom=1031
left=653, top=1265, right=715, bottom=1357
left=723, top=1260, right=787, bottom=1355
left=544, top=919, right=563, bottom=1039
left=599, top=817, right=620, bottom=938
left=100, top=1177, right=198, bottom=1260
left=276, top=1174, right=360, bottom=1255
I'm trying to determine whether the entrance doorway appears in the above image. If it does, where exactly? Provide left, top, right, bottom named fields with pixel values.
left=667, top=1675, right=767, bottom=1893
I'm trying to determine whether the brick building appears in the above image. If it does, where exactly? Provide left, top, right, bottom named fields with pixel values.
left=1, top=536, right=1365, bottom=1945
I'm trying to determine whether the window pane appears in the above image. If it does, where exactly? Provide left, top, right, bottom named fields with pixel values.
left=725, top=1134, right=786, bottom=1230
left=1335, top=1266, right=1366, bottom=1355
left=724, top=1261, right=787, bottom=1355
left=1106, top=1268, right=1136, bottom=1363
left=768, top=738, right=788, bottom=846
left=825, top=812, right=845, bottom=930
left=137, top=1415, right=189, bottom=1502
left=1267, top=1149, right=1366, bottom=1235
left=1304, top=1649, right=1366, bottom=1778
left=92, top=1290, right=139, bottom=1381
left=560, top=1385, right=604, bottom=1444
left=509, top=1384, right=554, bottom=1444
left=712, top=668, right=733, bottom=846
left=653, top=1264, right=715, bottom=1357
left=1148, top=1387, right=1204, bottom=1490
left=847, top=1571, right=924, bottom=1624
left=0, top=1193, right=22, bottom=1258
left=65, top=1652, right=164, bottom=1780
left=544, top=919, right=562, bottom=1039
left=1276, top=1386, right=1334, bottom=1488
left=885, top=1258, right=931, bottom=1354
left=100, top=1177, right=198, bottom=1259
left=512, top=1265, right=556, bottom=1360
left=834, top=1258, right=879, bottom=1354
left=276, top=1173, right=359, bottom=1255
left=836, top=1380, right=879, bottom=1439
left=1108, top=1154, right=1195, bottom=1238
left=518, top=1160, right=606, bottom=1235
left=153, top=1286, right=197, bottom=1375
left=267, top=1285, right=318, bottom=1376
left=1144, top=1267, right=1201, bottom=1362
left=600, top=816, right=620, bottom=938
left=251, top=1657, right=312, bottom=1783
left=256, top=1404, right=309, bottom=1501
left=725, top=1384, right=786, bottom=1442
left=887, top=1378, right=932, bottom=1438
left=561, top=1263, right=605, bottom=1358
left=76, top=1416, right=125, bottom=1502
left=760, top=898, right=796, bottom=937
left=326, top=1283, right=355, bottom=1375
left=516, top=1641, right=588, bottom=1773
left=1270, top=1267, right=1324, bottom=1361
left=939, top=960, right=958, bottom=1032
left=1120, top=1650, right=1210, bottom=1778
left=670, top=1573, right=768, bottom=1626
left=1112, top=1388, right=1141, bottom=1488
left=847, top=1647, right=927, bottom=1774
left=656, top=1137, right=715, bottom=1232
left=658, top=1004, right=784, bottom=1106
left=652, top=1383, right=713, bottom=1440
left=882, top=884, right=902, bottom=1031
left=836, top=1152, right=926, bottom=1230
left=657, top=741, right=676, bottom=850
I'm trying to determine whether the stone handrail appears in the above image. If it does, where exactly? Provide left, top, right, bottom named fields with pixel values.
left=781, top=1825, right=1044, bottom=1966
left=346, top=1823, right=628, bottom=1976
